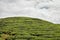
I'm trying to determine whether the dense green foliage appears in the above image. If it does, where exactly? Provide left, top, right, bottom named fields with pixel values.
left=0, top=17, right=60, bottom=40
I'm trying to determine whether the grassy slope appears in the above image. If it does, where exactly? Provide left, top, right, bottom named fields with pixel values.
left=0, top=17, right=60, bottom=40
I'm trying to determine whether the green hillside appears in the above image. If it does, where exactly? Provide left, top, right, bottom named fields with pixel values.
left=0, top=17, right=60, bottom=40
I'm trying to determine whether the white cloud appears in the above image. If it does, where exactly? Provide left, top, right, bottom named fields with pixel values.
left=0, top=0, right=60, bottom=24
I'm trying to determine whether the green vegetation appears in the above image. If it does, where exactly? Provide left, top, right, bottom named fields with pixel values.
left=0, top=17, right=60, bottom=40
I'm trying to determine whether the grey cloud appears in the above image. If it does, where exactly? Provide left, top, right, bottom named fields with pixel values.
left=0, top=0, right=60, bottom=24
left=0, top=0, right=16, bottom=3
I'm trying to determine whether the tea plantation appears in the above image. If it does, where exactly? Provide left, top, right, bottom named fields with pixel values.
left=0, top=17, right=60, bottom=40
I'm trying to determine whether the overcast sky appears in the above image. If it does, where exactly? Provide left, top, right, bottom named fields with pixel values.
left=0, top=0, right=60, bottom=24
